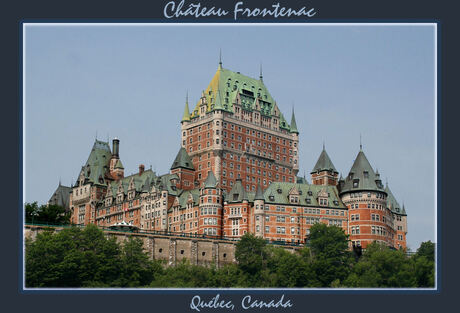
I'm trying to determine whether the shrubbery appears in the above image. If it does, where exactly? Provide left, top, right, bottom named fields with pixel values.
left=25, top=223, right=435, bottom=288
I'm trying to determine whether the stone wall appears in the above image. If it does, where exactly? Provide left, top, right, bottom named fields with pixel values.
left=24, top=225, right=300, bottom=268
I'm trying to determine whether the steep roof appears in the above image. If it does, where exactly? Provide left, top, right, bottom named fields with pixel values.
left=170, top=147, right=195, bottom=171
left=290, top=109, right=299, bottom=134
left=79, top=140, right=112, bottom=186
left=187, top=65, right=296, bottom=132
left=48, top=183, right=71, bottom=210
left=340, top=149, right=384, bottom=194
left=385, top=183, right=406, bottom=216
left=182, top=96, right=190, bottom=122
left=263, top=182, right=346, bottom=209
left=254, top=184, right=264, bottom=200
left=312, top=147, right=337, bottom=173
left=114, top=159, right=124, bottom=169
left=203, top=170, right=217, bottom=188
left=227, top=179, right=248, bottom=202
left=108, top=169, right=157, bottom=197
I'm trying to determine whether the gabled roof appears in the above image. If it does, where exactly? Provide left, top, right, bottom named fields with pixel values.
left=227, top=179, right=248, bottom=202
left=204, top=170, right=217, bottom=188
left=170, top=147, right=195, bottom=171
left=312, top=147, right=337, bottom=173
left=107, top=169, right=156, bottom=198
left=340, top=149, right=384, bottom=194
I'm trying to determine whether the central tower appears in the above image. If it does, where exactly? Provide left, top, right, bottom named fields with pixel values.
left=180, top=62, right=299, bottom=193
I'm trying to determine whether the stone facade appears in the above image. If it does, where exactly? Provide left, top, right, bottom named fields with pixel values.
left=68, top=62, right=407, bottom=250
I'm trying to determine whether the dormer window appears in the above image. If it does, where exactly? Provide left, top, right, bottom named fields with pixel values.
left=233, top=193, right=239, bottom=201
left=353, top=179, right=359, bottom=188
left=269, top=195, right=274, bottom=201
left=308, top=191, right=313, bottom=196
left=363, top=171, right=369, bottom=178
left=277, top=188, right=282, bottom=194
left=306, top=198, right=311, bottom=204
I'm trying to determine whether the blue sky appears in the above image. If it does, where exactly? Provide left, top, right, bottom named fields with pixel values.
left=24, top=24, right=435, bottom=250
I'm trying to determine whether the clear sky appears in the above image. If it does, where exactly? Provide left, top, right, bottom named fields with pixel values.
left=24, top=24, right=435, bottom=250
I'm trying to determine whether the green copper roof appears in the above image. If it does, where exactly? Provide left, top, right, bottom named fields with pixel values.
left=262, top=182, right=346, bottom=209
left=312, top=147, right=337, bottom=173
left=204, top=170, right=218, bottom=188
left=340, top=149, right=384, bottom=194
left=80, top=140, right=112, bottom=186
left=188, top=65, right=297, bottom=132
left=290, top=108, right=299, bottom=134
left=182, top=95, right=190, bottom=122
left=114, top=159, right=124, bottom=169
left=254, top=184, right=264, bottom=200
left=227, top=179, right=248, bottom=202
left=170, top=147, right=195, bottom=171
left=385, top=183, right=406, bottom=215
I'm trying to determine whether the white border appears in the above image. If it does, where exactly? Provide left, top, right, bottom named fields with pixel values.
left=22, top=22, right=438, bottom=292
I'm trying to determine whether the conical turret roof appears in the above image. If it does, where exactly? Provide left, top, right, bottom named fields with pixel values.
left=254, top=184, right=264, bottom=200
left=204, top=170, right=217, bottom=188
left=290, top=108, right=299, bottom=134
left=182, top=94, right=190, bottom=122
left=311, top=146, right=337, bottom=173
left=340, top=149, right=384, bottom=194
left=170, top=147, right=195, bottom=171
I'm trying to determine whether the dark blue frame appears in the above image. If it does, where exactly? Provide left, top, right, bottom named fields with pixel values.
left=18, top=19, right=441, bottom=295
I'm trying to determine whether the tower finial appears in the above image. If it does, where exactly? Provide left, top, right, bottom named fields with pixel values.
left=360, top=133, right=362, bottom=150
left=95, top=130, right=98, bottom=141
left=323, top=140, right=325, bottom=151
left=259, top=63, right=263, bottom=81
left=219, top=49, right=222, bottom=68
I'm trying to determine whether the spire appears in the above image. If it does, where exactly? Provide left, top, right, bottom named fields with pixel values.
left=218, top=49, right=222, bottom=69
left=182, top=91, right=190, bottom=122
left=259, top=63, right=263, bottom=82
left=290, top=107, right=299, bottom=134
left=360, top=133, right=363, bottom=151
left=255, top=184, right=264, bottom=200
left=323, top=140, right=325, bottom=151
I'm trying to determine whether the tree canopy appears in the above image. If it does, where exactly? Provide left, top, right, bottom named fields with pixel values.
left=25, top=224, right=435, bottom=288
left=25, top=202, right=70, bottom=225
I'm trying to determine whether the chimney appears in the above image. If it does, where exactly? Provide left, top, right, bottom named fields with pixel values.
left=112, top=137, right=120, bottom=157
left=139, top=164, right=145, bottom=175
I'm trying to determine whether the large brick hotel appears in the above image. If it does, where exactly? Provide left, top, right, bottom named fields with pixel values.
left=66, top=61, right=408, bottom=249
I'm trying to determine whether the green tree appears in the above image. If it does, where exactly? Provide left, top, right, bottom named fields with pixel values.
left=25, top=202, right=70, bottom=225
left=265, top=246, right=314, bottom=287
left=412, top=241, right=435, bottom=287
left=26, top=225, right=122, bottom=287
left=343, top=242, right=416, bottom=287
left=234, top=233, right=269, bottom=286
left=307, top=223, right=353, bottom=287
left=113, top=237, right=162, bottom=287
